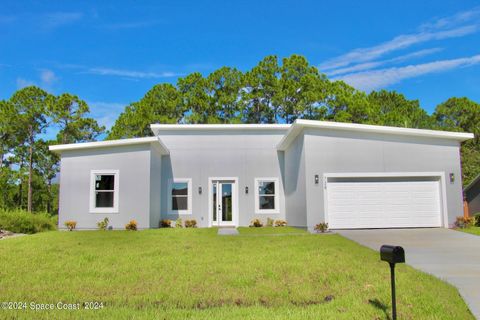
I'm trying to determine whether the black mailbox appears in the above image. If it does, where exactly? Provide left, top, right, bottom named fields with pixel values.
left=380, top=245, right=405, bottom=264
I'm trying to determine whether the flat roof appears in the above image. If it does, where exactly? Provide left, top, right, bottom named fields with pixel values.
left=49, top=136, right=170, bottom=154
left=276, top=119, right=474, bottom=151
left=49, top=120, right=474, bottom=153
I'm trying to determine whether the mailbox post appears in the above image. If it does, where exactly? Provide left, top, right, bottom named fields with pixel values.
left=380, top=245, right=405, bottom=320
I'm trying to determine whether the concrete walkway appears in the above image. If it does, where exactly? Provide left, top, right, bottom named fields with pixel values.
left=338, top=228, right=480, bottom=319
left=217, top=228, right=239, bottom=236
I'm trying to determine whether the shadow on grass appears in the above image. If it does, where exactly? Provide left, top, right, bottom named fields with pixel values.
left=368, top=298, right=391, bottom=320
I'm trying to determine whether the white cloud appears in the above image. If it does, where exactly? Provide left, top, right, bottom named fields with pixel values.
left=335, top=54, right=480, bottom=92
left=319, top=25, right=477, bottom=71
left=16, top=77, right=35, bottom=89
left=40, top=69, right=57, bottom=85
left=43, top=12, right=83, bottom=30
left=88, top=101, right=127, bottom=130
left=102, top=20, right=161, bottom=30
left=327, top=48, right=443, bottom=76
left=319, top=7, right=480, bottom=72
left=86, top=67, right=180, bottom=79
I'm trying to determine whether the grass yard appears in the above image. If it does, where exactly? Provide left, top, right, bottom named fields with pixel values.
left=457, top=226, right=480, bottom=236
left=0, top=228, right=472, bottom=319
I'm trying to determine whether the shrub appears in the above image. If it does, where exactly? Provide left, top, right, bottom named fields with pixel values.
left=97, top=217, right=109, bottom=230
left=455, top=216, right=474, bottom=229
left=249, top=218, right=263, bottom=227
left=0, top=209, right=57, bottom=234
left=274, top=219, right=287, bottom=227
left=266, top=218, right=274, bottom=227
left=314, top=222, right=329, bottom=233
left=160, top=219, right=172, bottom=228
left=125, top=220, right=138, bottom=231
left=65, top=220, right=77, bottom=231
left=184, top=219, right=197, bottom=228
left=473, top=213, right=480, bottom=227
left=175, top=218, right=183, bottom=228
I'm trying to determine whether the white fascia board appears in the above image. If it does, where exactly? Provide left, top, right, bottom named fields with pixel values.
left=49, top=136, right=170, bottom=155
left=150, top=123, right=290, bottom=136
left=277, top=119, right=474, bottom=151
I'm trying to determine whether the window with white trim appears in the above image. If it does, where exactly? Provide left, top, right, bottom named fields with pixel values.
left=168, top=178, right=192, bottom=215
left=254, top=178, right=280, bottom=214
left=89, top=170, right=119, bottom=213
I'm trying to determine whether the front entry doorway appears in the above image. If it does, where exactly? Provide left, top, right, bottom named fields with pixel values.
left=210, top=179, right=237, bottom=227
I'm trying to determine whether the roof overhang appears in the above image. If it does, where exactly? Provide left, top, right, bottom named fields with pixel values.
left=49, top=136, right=170, bottom=155
left=276, top=119, right=474, bottom=151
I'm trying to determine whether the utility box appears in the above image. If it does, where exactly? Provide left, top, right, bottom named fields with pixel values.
left=380, top=245, right=405, bottom=264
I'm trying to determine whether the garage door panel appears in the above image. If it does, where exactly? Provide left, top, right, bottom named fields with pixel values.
left=327, top=179, right=442, bottom=229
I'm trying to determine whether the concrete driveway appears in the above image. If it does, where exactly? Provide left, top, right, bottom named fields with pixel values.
left=338, top=228, right=480, bottom=319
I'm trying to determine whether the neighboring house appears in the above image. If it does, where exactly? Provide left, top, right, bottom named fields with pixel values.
left=465, top=174, right=480, bottom=215
left=49, top=119, right=474, bottom=230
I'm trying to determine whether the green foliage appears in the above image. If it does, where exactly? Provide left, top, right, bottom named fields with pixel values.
left=125, top=219, right=138, bottom=231
left=108, top=84, right=183, bottom=139
left=473, top=213, right=480, bottom=227
left=97, top=217, right=109, bottom=230
left=184, top=219, right=197, bottom=228
left=249, top=218, right=263, bottom=227
left=160, top=219, right=172, bottom=228
left=0, top=209, right=57, bottom=234
left=175, top=218, right=183, bottom=228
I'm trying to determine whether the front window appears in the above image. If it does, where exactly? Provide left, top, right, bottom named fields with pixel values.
left=168, top=178, right=192, bottom=214
left=255, top=178, right=280, bottom=214
left=90, top=170, right=119, bottom=213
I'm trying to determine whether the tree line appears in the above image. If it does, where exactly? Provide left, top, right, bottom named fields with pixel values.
left=1, top=54, right=479, bottom=214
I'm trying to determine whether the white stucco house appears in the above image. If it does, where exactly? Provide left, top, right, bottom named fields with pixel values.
left=49, top=119, right=473, bottom=230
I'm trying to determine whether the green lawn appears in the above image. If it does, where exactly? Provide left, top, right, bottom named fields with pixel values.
left=0, top=228, right=472, bottom=319
left=457, top=226, right=480, bottom=236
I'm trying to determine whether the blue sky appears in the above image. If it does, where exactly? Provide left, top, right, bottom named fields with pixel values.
left=1, top=1, right=480, bottom=132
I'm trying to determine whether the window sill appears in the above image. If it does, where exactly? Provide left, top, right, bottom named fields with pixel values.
left=89, top=208, right=119, bottom=214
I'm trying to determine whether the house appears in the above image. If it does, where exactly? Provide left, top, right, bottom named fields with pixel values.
left=49, top=119, right=474, bottom=230
left=465, top=174, right=480, bottom=215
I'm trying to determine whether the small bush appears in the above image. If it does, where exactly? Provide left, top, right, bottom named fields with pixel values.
left=125, top=220, right=138, bottom=231
left=275, top=219, right=287, bottom=227
left=455, top=216, right=474, bottom=229
left=184, top=219, right=197, bottom=228
left=0, top=209, right=57, bottom=234
left=473, top=213, right=480, bottom=227
left=314, top=222, right=329, bottom=233
left=65, top=220, right=77, bottom=231
left=175, top=218, right=183, bottom=228
left=160, top=219, right=172, bottom=228
left=250, top=218, right=263, bottom=227
left=266, top=218, right=274, bottom=227
left=97, top=217, right=109, bottom=230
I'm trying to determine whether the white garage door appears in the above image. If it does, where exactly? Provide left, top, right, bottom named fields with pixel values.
left=326, top=178, right=442, bottom=229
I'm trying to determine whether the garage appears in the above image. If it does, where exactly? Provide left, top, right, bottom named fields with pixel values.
left=325, top=175, right=444, bottom=229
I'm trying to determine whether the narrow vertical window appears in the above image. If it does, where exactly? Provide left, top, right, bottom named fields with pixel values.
left=168, top=178, right=192, bottom=215
left=255, top=178, right=280, bottom=214
left=90, top=170, right=119, bottom=213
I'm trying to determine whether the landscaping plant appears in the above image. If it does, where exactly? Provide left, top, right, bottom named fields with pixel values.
left=175, top=218, right=183, bottom=228
left=250, top=218, right=263, bottom=227
left=64, top=220, right=77, bottom=231
left=125, top=220, right=138, bottom=231
left=314, top=222, right=329, bottom=233
left=184, top=219, right=197, bottom=228
left=160, top=219, right=172, bottom=228
left=97, top=217, right=109, bottom=230
left=274, top=219, right=287, bottom=227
